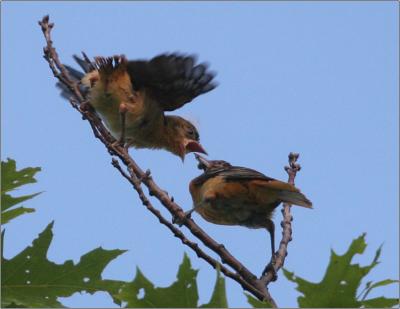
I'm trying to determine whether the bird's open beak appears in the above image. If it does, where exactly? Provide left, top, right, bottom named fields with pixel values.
left=178, top=140, right=207, bottom=162
left=194, top=153, right=211, bottom=170
left=185, top=140, right=207, bottom=155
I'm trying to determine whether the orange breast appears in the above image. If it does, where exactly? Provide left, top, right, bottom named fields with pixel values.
left=88, top=69, right=146, bottom=137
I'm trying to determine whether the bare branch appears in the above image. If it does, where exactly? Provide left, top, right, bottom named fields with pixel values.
left=37, top=15, right=300, bottom=307
left=260, top=152, right=300, bottom=286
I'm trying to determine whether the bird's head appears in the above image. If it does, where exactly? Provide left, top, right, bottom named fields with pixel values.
left=194, top=154, right=231, bottom=171
left=164, top=116, right=207, bottom=161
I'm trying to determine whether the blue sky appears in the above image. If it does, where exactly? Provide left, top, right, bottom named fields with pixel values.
left=2, top=1, right=399, bottom=307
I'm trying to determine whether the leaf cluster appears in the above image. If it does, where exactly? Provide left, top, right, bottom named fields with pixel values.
left=1, top=159, right=398, bottom=308
left=1, top=222, right=227, bottom=308
left=1, top=159, right=228, bottom=308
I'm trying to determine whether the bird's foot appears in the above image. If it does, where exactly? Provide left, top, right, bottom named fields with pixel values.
left=262, top=254, right=278, bottom=281
left=172, top=210, right=194, bottom=227
left=79, top=101, right=94, bottom=113
left=110, top=138, right=126, bottom=149
left=121, top=138, right=135, bottom=151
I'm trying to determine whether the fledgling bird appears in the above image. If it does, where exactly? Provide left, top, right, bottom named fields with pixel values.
left=187, top=154, right=312, bottom=274
left=57, top=53, right=217, bottom=160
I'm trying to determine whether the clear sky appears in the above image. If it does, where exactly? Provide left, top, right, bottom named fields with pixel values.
left=2, top=1, right=399, bottom=307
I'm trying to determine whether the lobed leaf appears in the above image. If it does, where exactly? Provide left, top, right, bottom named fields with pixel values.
left=201, top=265, right=228, bottom=308
left=116, top=253, right=198, bottom=308
left=1, top=222, right=126, bottom=308
left=1, top=159, right=42, bottom=223
left=283, top=234, right=399, bottom=308
left=117, top=253, right=228, bottom=308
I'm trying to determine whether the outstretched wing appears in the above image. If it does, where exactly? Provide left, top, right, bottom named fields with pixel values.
left=126, top=53, right=217, bottom=111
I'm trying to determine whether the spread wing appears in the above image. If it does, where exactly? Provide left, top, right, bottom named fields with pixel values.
left=126, top=53, right=217, bottom=111
left=56, top=53, right=217, bottom=111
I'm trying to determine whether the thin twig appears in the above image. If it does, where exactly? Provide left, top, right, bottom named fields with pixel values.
left=38, top=15, right=281, bottom=306
left=260, top=152, right=300, bottom=286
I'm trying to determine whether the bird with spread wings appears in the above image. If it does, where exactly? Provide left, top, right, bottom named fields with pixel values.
left=58, top=53, right=216, bottom=161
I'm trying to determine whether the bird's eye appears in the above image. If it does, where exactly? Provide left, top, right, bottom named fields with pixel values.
left=187, top=129, right=194, bottom=136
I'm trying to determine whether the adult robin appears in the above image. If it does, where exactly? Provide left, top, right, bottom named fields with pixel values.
left=187, top=154, right=312, bottom=273
left=57, top=53, right=216, bottom=161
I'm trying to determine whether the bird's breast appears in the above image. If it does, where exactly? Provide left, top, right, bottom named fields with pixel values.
left=87, top=70, right=161, bottom=140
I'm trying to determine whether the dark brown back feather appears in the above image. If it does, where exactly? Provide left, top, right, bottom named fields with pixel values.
left=219, top=167, right=276, bottom=182
left=192, top=165, right=275, bottom=186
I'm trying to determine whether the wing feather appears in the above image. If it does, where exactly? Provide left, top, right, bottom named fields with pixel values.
left=126, top=53, right=217, bottom=111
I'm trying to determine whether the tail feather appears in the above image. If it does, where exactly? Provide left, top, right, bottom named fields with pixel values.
left=73, top=53, right=95, bottom=73
left=56, top=64, right=88, bottom=100
left=64, top=65, right=85, bottom=80
left=56, top=53, right=95, bottom=100
left=278, top=190, right=313, bottom=208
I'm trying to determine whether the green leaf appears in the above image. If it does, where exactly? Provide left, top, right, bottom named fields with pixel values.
left=1, top=222, right=126, bottom=308
left=360, top=279, right=399, bottom=301
left=245, top=294, right=273, bottom=308
left=1, top=159, right=41, bottom=193
left=2, top=207, right=35, bottom=224
left=117, top=253, right=199, bottom=307
left=1, top=159, right=42, bottom=223
left=201, top=265, right=228, bottom=308
left=2, top=192, right=41, bottom=212
left=360, top=297, right=399, bottom=308
left=283, top=234, right=398, bottom=308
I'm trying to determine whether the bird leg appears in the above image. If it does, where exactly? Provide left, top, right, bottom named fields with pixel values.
left=111, top=103, right=128, bottom=148
left=119, top=103, right=128, bottom=144
left=262, top=219, right=278, bottom=281
left=172, top=207, right=198, bottom=226
left=173, top=195, right=213, bottom=226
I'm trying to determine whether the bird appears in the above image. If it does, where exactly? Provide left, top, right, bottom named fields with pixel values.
left=57, top=52, right=217, bottom=161
left=186, top=154, right=312, bottom=275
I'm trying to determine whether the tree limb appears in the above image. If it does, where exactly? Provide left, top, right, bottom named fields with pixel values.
left=38, top=15, right=308, bottom=307
left=260, top=152, right=300, bottom=286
